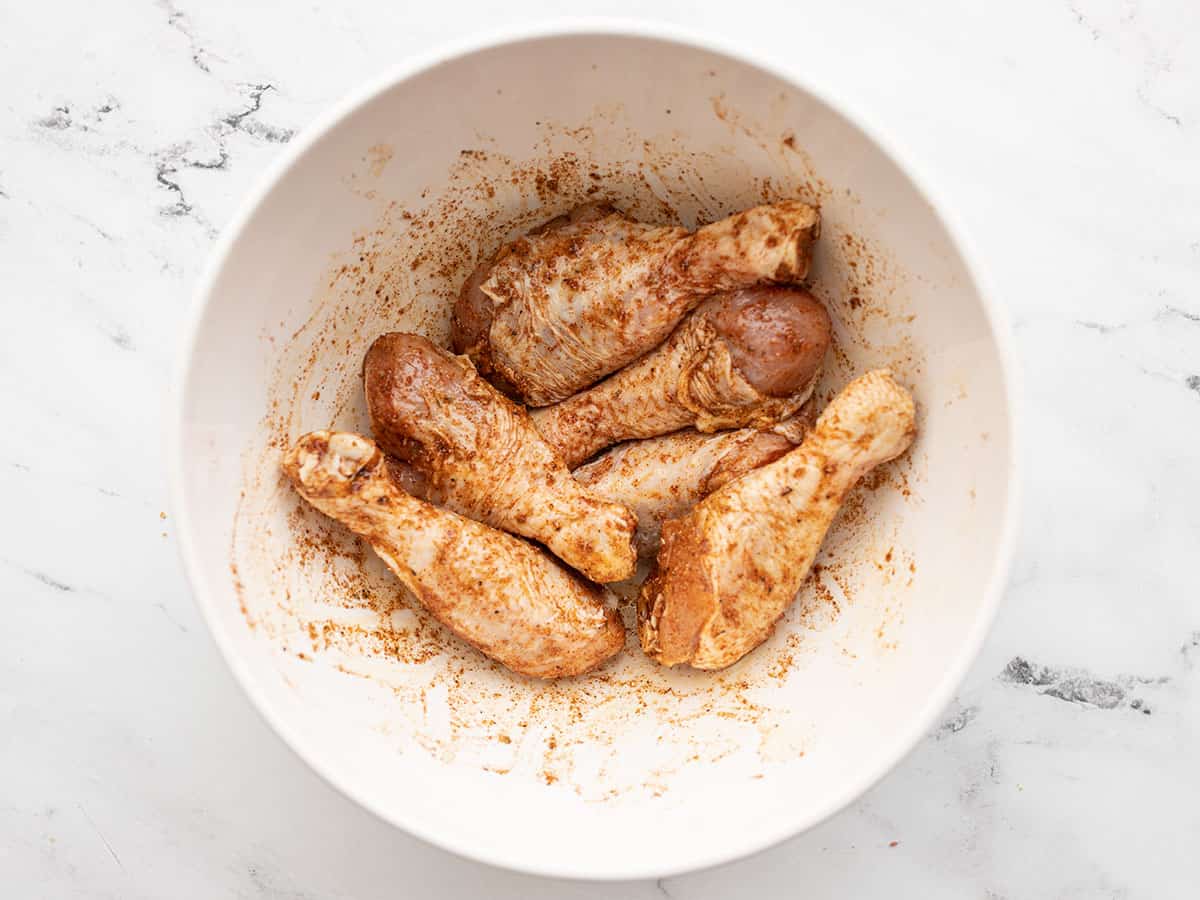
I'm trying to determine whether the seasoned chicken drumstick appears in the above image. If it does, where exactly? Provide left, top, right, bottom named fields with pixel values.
left=453, top=201, right=820, bottom=405
left=532, top=286, right=831, bottom=468
left=284, top=432, right=624, bottom=678
left=574, top=417, right=808, bottom=558
left=364, top=332, right=637, bottom=583
left=638, top=370, right=917, bottom=670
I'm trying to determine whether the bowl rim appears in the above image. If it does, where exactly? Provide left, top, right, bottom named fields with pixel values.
left=166, top=17, right=1023, bottom=882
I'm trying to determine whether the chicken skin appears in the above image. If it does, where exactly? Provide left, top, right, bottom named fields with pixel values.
left=363, top=333, right=638, bottom=583
left=573, top=417, right=808, bottom=558
left=638, top=370, right=917, bottom=670
left=531, top=286, right=831, bottom=468
left=283, top=431, right=624, bottom=678
left=452, top=201, right=821, bottom=405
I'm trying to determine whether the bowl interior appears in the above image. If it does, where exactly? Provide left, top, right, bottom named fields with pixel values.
left=174, top=31, right=1014, bottom=878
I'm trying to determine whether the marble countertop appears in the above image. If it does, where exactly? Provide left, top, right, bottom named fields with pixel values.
left=3, top=1, right=1197, bottom=896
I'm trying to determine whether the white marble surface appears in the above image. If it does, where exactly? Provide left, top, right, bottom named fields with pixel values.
left=2, top=0, right=1197, bottom=896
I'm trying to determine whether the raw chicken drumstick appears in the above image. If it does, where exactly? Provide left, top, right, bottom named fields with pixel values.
left=452, top=201, right=821, bottom=405
left=283, top=432, right=624, bottom=678
left=531, top=286, right=831, bottom=468
left=363, top=332, right=637, bottom=583
left=574, top=417, right=809, bottom=558
left=638, top=370, right=917, bottom=670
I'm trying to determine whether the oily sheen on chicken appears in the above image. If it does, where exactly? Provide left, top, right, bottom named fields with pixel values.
left=532, top=286, right=831, bottom=468
left=452, top=201, right=821, bottom=405
left=638, top=370, right=917, bottom=670
left=363, top=332, right=637, bottom=584
left=573, top=416, right=809, bottom=558
left=283, top=431, right=624, bottom=678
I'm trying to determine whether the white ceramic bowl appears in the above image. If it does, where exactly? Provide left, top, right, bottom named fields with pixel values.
left=169, top=24, right=1019, bottom=880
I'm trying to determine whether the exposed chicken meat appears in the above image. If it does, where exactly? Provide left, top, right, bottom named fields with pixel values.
left=573, top=416, right=809, bottom=558
left=363, top=332, right=637, bottom=583
left=531, top=286, right=831, bottom=468
left=638, top=370, right=917, bottom=670
left=283, top=431, right=624, bottom=678
left=452, top=201, right=821, bottom=405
